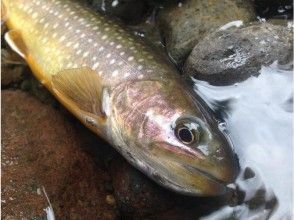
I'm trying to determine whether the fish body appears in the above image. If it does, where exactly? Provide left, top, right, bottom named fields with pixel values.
left=3, top=0, right=239, bottom=195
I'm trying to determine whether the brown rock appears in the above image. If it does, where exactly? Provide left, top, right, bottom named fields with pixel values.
left=1, top=90, right=118, bottom=220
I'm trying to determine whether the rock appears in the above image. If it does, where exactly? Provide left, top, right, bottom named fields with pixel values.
left=87, top=0, right=150, bottom=24
left=157, top=0, right=256, bottom=65
left=184, top=22, right=293, bottom=85
left=1, top=64, right=25, bottom=88
left=1, top=91, right=118, bottom=220
left=109, top=156, right=229, bottom=219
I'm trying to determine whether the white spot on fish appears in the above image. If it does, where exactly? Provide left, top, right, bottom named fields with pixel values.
left=59, top=36, right=66, bottom=42
left=124, top=72, right=130, bottom=77
left=106, top=53, right=111, bottom=58
left=99, top=47, right=104, bottom=52
left=39, top=18, right=45, bottom=23
left=120, top=52, right=125, bottom=56
left=53, top=23, right=59, bottom=29
left=128, top=56, right=134, bottom=61
left=138, top=74, right=144, bottom=79
left=110, top=59, right=116, bottom=64
left=138, top=65, right=143, bottom=70
left=112, top=70, right=119, bottom=76
left=41, top=38, right=48, bottom=43
left=32, top=12, right=38, bottom=19
left=116, top=44, right=122, bottom=49
left=92, top=62, right=99, bottom=69
left=73, top=43, right=79, bottom=49
left=44, top=23, right=49, bottom=28
left=83, top=51, right=89, bottom=58
left=102, top=35, right=108, bottom=40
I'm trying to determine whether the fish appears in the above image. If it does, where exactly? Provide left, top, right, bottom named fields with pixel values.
left=2, top=0, right=239, bottom=196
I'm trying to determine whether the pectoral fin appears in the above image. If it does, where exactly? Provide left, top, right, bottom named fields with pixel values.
left=52, top=67, right=106, bottom=127
left=4, top=30, right=28, bottom=59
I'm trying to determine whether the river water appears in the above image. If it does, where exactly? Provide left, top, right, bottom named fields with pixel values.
left=192, top=62, right=293, bottom=219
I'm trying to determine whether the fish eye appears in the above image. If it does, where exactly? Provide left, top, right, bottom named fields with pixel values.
left=175, top=118, right=201, bottom=145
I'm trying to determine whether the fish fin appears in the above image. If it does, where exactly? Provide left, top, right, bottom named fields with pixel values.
left=4, top=30, right=28, bottom=59
left=52, top=67, right=106, bottom=126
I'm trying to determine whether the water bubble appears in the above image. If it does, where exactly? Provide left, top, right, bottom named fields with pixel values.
left=277, top=6, right=285, bottom=13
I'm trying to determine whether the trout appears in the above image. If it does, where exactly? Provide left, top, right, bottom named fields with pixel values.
left=2, top=0, right=239, bottom=195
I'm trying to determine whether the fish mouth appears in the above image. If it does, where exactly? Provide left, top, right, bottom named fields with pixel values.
left=184, top=164, right=229, bottom=195
left=150, top=164, right=229, bottom=197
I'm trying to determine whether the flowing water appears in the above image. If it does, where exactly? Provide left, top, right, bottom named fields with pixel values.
left=191, top=62, right=293, bottom=219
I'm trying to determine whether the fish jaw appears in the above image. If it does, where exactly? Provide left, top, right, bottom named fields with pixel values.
left=110, top=80, right=239, bottom=196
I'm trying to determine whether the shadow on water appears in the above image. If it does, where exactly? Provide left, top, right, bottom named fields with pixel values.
left=192, top=61, right=293, bottom=219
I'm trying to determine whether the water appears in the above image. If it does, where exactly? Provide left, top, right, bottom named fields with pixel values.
left=191, top=62, right=293, bottom=219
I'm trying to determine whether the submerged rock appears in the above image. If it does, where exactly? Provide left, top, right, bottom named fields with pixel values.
left=87, top=0, right=150, bottom=24
left=1, top=91, right=118, bottom=220
left=184, top=22, right=293, bottom=85
left=254, top=0, right=293, bottom=19
left=157, top=0, right=255, bottom=65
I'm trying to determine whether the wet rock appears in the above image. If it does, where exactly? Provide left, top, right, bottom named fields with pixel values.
left=1, top=91, right=118, bottom=220
left=158, top=0, right=256, bottom=65
left=87, top=0, right=150, bottom=24
left=1, top=64, right=25, bottom=88
left=110, top=156, right=228, bottom=219
left=1, top=47, right=27, bottom=88
left=184, top=22, right=293, bottom=85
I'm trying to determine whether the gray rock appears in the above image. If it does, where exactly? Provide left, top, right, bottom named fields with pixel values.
left=184, top=22, right=293, bottom=85
left=158, top=0, right=256, bottom=65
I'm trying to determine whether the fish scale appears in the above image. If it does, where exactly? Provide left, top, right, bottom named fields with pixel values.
left=3, top=0, right=239, bottom=196
left=4, top=0, right=176, bottom=87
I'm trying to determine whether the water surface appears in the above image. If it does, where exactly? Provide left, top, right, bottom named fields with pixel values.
left=193, top=62, right=293, bottom=219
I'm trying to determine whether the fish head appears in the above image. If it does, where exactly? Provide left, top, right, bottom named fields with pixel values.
left=111, top=80, right=239, bottom=196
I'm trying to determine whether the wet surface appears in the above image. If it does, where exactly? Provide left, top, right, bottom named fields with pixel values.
left=192, top=62, right=293, bottom=219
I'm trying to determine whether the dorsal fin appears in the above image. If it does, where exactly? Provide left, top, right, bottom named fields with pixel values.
left=4, top=30, right=28, bottom=59
left=52, top=67, right=107, bottom=127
